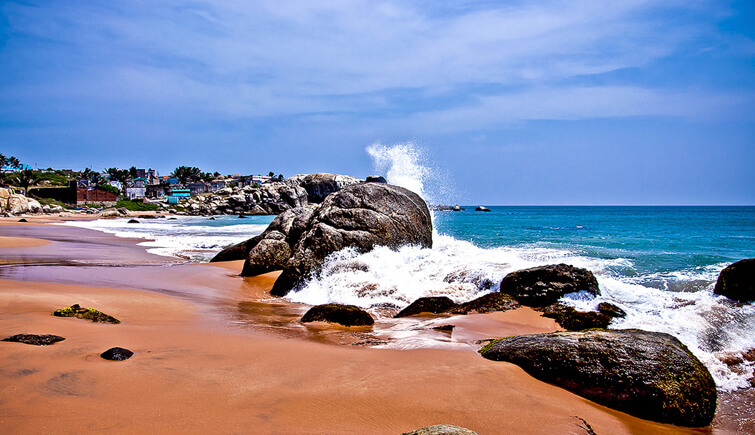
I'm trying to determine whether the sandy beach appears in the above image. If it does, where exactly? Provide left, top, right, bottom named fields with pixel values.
left=0, top=215, right=742, bottom=434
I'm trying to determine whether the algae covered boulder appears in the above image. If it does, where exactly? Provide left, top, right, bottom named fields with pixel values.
left=538, top=303, right=612, bottom=331
left=53, top=304, right=120, bottom=324
left=714, top=258, right=755, bottom=303
left=480, top=329, right=717, bottom=427
left=301, top=304, right=374, bottom=326
left=500, top=264, right=600, bottom=307
left=395, top=297, right=456, bottom=318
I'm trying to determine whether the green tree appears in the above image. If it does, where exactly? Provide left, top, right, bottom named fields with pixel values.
left=11, top=169, right=39, bottom=195
left=106, top=167, right=131, bottom=196
left=7, top=156, right=20, bottom=170
left=171, top=166, right=201, bottom=184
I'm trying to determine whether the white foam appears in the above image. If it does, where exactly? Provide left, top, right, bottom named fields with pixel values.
left=60, top=217, right=268, bottom=261
left=367, top=141, right=430, bottom=200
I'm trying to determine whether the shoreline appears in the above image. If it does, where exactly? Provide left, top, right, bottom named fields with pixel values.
left=0, top=215, right=749, bottom=433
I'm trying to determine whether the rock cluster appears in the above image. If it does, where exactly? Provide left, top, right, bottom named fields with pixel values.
left=394, top=293, right=521, bottom=318
left=0, top=187, right=42, bottom=215
left=180, top=173, right=361, bottom=216
left=480, top=329, right=717, bottom=427
left=219, top=182, right=433, bottom=299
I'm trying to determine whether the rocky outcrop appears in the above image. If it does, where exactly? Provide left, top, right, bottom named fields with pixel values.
left=500, top=264, right=600, bottom=307
left=480, top=329, right=717, bottom=427
left=180, top=173, right=362, bottom=216
left=365, top=175, right=387, bottom=183
left=301, top=304, right=374, bottom=326
left=3, top=334, right=65, bottom=346
left=475, top=206, right=490, bottom=212
left=270, top=183, right=433, bottom=296
left=395, top=297, right=456, bottom=317
left=101, top=347, right=134, bottom=361
left=0, top=188, right=42, bottom=215
left=598, top=302, right=626, bottom=318
left=448, top=292, right=520, bottom=315
left=285, top=173, right=362, bottom=202
left=402, top=425, right=479, bottom=435
left=714, top=259, right=755, bottom=303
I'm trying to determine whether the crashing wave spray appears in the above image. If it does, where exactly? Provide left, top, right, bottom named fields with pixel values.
left=366, top=141, right=431, bottom=201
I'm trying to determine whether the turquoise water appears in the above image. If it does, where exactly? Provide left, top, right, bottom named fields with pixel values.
left=435, top=206, right=755, bottom=277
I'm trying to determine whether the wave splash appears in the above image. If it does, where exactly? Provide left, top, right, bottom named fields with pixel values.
left=286, top=142, right=755, bottom=391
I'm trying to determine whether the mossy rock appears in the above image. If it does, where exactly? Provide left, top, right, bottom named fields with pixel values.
left=53, top=304, right=120, bottom=324
left=480, top=329, right=717, bottom=427
left=3, top=334, right=65, bottom=346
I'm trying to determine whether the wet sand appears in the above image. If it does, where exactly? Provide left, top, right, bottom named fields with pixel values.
left=0, top=216, right=736, bottom=434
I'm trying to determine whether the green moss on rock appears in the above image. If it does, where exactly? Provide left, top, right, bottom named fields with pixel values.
left=53, top=304, right=120, bottom=324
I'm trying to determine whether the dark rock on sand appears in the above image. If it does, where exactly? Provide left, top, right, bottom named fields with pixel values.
left=500, top=264, right=600, bottom=307
left=433, top=325, right=455, bottom=332
left=597, top=302, right=626, bottom=318
left=242, top=236, right=292, bottom=276
left=3, top=334, right=65, bottom=346
left=53, top=304, right=120, bottom=324
left=480, top=329, right=717, bottom=427
left=538, top=303, right=611, bottom=331
left=127, top=219, right=139, bottom=224
left=395, top=297, right=456, bottom=318
left=301, top=304, right=374, bottom=326
left=448, top=292, right=520, bottom=314
left=475, top=206, right=491, bottom=212
left=714, top=258, right=755, bottom=303
left=18, top=218, right=27, bottom=222
left=402, top=424, right=479, bottom=435
left=101, top=347, right=134, bottom=361
left=272, top=183, right=432, bottom=296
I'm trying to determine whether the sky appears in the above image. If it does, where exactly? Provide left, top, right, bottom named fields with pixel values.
left=1, top=0, right=753, bottom=205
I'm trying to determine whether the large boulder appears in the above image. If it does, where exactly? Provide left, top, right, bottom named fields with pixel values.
left=286, top=173, right=362, bottom=203
left=301, top=304, right=374, bottom=326
left=271, top=183, right=432, bottom=296
left=500, top=264, right=600, bottom=307
left=0, top=189, right=42, bottom=215
left=714, top=259, right=755, bottom=303
left=210, top=206, right=315, bottom=263
left=480, top=329, right=717, bottom=427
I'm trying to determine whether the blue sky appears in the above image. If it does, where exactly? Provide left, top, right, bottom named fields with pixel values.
left=1, top=0, right=753, bottom=205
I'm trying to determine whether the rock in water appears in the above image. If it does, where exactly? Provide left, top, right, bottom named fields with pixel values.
left=480, top=329, right=717, bottom=427
left=402, top=424, right=479, bottom=435
left=271, top=183, right=432, bottom=296
left=714, top=258, right=755, bottom=303
left=475, top=206, right=491, bottom=212
left=597, top=302, right=626, bottom=318
left=500, top=263, right=600, bottom=307
left=101, top=347, right=134, bottom=361
left=538, top=303, right=611, bottom=330
left=448, top=292, right=520, bottom=314
left=301, top=304, right=374, bottom=326
left=395, top=297, right=456, bottom=317
left=3, top=334, right=65, bottom=346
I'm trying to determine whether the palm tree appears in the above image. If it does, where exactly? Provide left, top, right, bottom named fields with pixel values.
left=11, top=169, right=38, bottom=195
left=7, top=156, right=20, bottom=170
left=0, top=153, right=7, bottom=168
left=172, top=166, right=201, bottom=185
left=106, top=167, right=131, bottom=196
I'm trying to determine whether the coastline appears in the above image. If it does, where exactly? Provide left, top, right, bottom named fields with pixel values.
left=0, top=215, right=746, bottom=433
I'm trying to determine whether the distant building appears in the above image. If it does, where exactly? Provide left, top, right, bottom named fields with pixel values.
left=167, top=188, right=191, bottom=205
left=146, top=184, right=165, bottom=199
left=30, top=181, right=117, bottom=206
left=187, top=182, right=208, bottom=195
left=210, top=180, right=227, bottom=192
left=126, top=186, right=146, bottom=200
left=250, top=175, right=273, bottom=185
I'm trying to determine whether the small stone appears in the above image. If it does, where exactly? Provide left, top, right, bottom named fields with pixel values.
left=402, top=424, right=479, bottom=435
left=100, top=347, right=134, bottom=361
left=433, top=325, right=455, bottom=332
left=3, top=334, right=65, bottom=346
left=127, top=219, right=139, bottom=224
left=301, top=304, right=374, bottom=326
